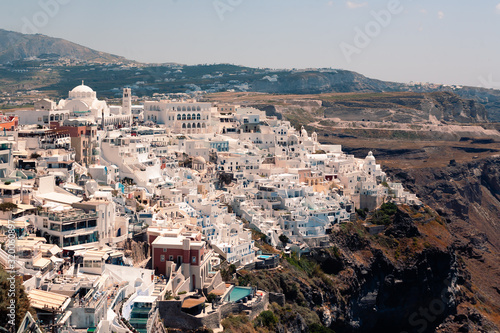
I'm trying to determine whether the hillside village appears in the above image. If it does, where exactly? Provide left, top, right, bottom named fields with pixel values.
left=0, top=83, right=421, bottom=333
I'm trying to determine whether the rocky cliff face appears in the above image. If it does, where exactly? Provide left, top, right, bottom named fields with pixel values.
left=434, top=86, right=500, bottom=122
left=386, top=157, right=500, bottom=250
left=385, top=157, right=500, bottom=331
left=420, top=92, right=488, bottom=123
left=325, top=245, right=460, bottom=333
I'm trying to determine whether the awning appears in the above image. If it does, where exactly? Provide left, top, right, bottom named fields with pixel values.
left=63, top=229, right=96, bottom=238
left=49, top=246, right=63, bottom=255
left=82, top=255, right=106, bottom=261
left=47, top=171, right=67, bottom=177
left=13, top=150, right=29, bottom=156
left=0, top=183, right=21, bottom=190
left=0, top=219, right=29, bottom=228
left=33, top=258, right=51, bottom=269
left=28, top=289, right=70, bottom=311
left=109, top=251, right=123, bottom=258
left=16, top=204, right=36, bottom=212
left=63, top=183, right=83, bottom=191
left=50, top=256, right=64, bottom=263
left=57, top=311, right=72, bottom=325
left=37, top=192, right=82, bottom=205
left=181, top=297, right=206, bottom=309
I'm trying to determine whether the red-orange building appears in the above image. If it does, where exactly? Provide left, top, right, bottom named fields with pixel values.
left=150, top=230, right=212, bottom=291
left=0, top=116, right=18, bottom=131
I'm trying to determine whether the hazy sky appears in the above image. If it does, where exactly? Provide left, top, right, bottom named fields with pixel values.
left=1, top=0, right=500, bottom=88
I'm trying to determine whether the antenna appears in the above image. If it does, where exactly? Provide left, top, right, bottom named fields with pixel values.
left=82, top=80, right=84, bottom=86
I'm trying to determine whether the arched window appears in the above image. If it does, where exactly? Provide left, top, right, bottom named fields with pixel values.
left=182, top=114, right=186, bottom=120
left=182, top=123, right=186, bottom=128
left=202, top=123, right=206, bottom=128
left=187, top=106, right=191, bottom=111
left=187, top=123, right=191, bottom=128
left=177, top=106, right=181, bottom=111
left=50, top=115, right=54, bottom=121
left=182, top=106, right=186, bottom=111
left=197, top=106, right=201, bottom=111
left=197, top=123, right=201, bottom=128
left=197, top=113, right=201, bottom=120
left=187, top=114, right=191, bottom=120
left=177, top=114, right=181, bottom=120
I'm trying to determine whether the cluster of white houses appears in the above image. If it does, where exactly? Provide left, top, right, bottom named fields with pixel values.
left=0, top=84, right=421, bottom=333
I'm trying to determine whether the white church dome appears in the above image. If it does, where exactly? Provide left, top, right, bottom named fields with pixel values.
left=193, top=156, right=206, bottom=164
left=71, top=84, right=94, bottom=93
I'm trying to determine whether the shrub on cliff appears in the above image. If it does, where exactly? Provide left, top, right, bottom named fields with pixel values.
left=254, top=310, right=278, bottom=329
left=372, top=202, right=398, bottom=225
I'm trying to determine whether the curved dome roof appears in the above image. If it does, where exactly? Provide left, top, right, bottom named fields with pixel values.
left=366, top=151, right=376, bottom=160
left=193, top=156, right=206, bottom=164
left=71, top=84, right=94, bottom=93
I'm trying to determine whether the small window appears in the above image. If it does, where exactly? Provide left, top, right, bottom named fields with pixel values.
left=160, top=255, right=165, bottom=262
left=192, top=256, right=196, bottom=263
left=169, top=255, right=173, bottom=261
left=163, top=248, right=166, bottom=252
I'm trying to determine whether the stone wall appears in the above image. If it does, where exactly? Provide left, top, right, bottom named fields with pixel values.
left=303, top=236, right=329, bottom=248
left=269, top=292, right=285, bottom=306
left=219, top=292, right=269, bottom=320
left=254, top=256, right=279, bottom=269
left=158, top=301, right=204, bottom=330
left=158, top=293, right=269, bottom=331
left=200, top=311, right=221, bottom=329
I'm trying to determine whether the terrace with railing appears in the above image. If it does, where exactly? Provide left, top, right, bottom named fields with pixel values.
left=39, top=209, right=98, bottom=222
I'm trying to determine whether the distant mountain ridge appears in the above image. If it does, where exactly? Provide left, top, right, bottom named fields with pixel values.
left=0, top=29, right=129, bottom=64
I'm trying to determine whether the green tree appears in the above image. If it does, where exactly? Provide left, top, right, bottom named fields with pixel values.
left=372, top=202, right=398, bottom=226
left=0, top=202, right=17, bottom=212
left=0, top=266, right=34, bottom=328
left=309, top=323, right=336, bottom=333
left=279, top=234, right=290, bottom=248
left=255, top=310, right=278, bottom=329
left=206, top=293, right=217, bottom=304
left=221, top=264, right=237, bottom=282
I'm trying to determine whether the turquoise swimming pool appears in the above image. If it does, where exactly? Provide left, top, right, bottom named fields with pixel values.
left=226, top=286, right=252, bottom=303
left=258, top=255, right=273, bottom=260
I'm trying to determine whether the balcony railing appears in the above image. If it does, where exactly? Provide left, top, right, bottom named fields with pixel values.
left=40, top=211, right=98, bottom=222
